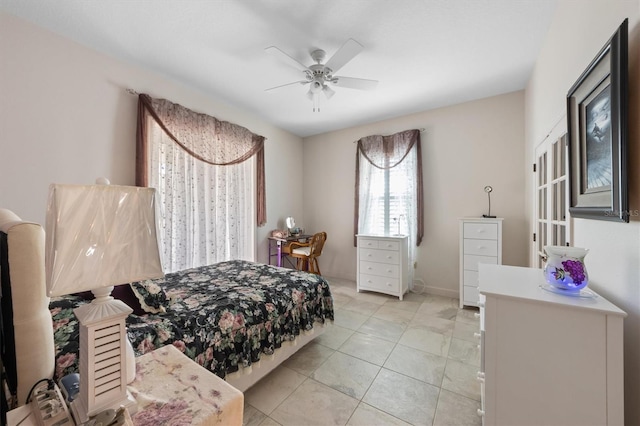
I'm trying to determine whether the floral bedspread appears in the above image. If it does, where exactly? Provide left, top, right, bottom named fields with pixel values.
left=50, top=260, right=334, bottom=380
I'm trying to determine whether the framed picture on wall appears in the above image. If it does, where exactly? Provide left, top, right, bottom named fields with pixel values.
left=567, top=19, right=628, bottom=223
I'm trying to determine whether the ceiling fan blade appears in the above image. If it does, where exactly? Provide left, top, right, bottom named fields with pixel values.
left=265, top=46, right=309, bottom=72
left=265, top=80, right=308, bottom=92
left=333, top=76, right=378, bottom=90
left=324, top=38, right=364, bottom=73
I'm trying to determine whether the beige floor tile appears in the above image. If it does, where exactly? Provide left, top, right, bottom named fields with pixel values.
left=433, top=389, right=482, bottom=426
left=311, top=351, right=380, bottom=399
left=282, top=341, right=335, bottom=376
left=399, top=290, right=428, bottom=304
left=314, top=324, right=354, bottom=350
left=372, top=305, right=415, bottom=326
left=243, top=403, right=267, bottom=426
left=383, top=298, right=422, bottom=313
left=452, top=320, right=480, bottom=343
left=358, top=317, right=406, bottom=342
left=353, top=289, right=393, bottom=305
left=398, top=325, right=452, bottom=357
left=456, top=307, right=480, bottom=325
left=342, top=298, right=384, bottom=316
left=447, top=338, right=481, bottom=367
left=410, top=314, right=456, bottom=335
left=244, top=366, right=306, bottom=415
left=347, top=402, right=412, bottom=426
left=363, top=368, right=439, bottom=426
left=334, top=308, right=370, bottom=330
left=338, top=331, right=396, bottom=366
left=417, top=296, right=459, bottom=320
left=384, top=344, right=447, bottom=387
left=259, top=418, right=282, bottom=426
left=270, top=378, right=359, bottom=426
left=441, top=359, right=481, bottom=401
left=332, top=292, right=354, bottom=308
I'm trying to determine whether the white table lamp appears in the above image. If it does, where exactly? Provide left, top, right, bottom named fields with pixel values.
left=45, top=182, right=163, bottom=422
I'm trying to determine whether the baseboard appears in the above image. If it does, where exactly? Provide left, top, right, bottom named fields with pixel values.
left=422, top=285, right=459, bottom=299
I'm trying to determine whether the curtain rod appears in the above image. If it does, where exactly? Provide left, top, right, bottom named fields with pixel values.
left=353, top=128, right=425, bottom=143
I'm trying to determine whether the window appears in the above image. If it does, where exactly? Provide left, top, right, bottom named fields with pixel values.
left=363, top=158, right=413, bottom=236
left=355, top=128, right=423, bottom=251
left=136, top=94, right=265, bottom=273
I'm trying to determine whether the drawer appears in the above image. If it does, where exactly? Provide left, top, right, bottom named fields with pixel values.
left=463, top=255, right=498, bottom=271
left=359, top=248, right=399, bottom=264
left=358, top=238, right=379, bottom=249
left=463, top=285, right=479, bottom=304
left=377, top=240, right=400, bottom=251
left=359, top=273, right=400, bottom=293
left=463, top=223, right=498, bottom=240
left=358, top=238, right=400, bottom=251
left=464, top=270, right=479, bottom=287
left=464, top=239, right=498, bottom=256
left=360, top=260, right=399, bottom=278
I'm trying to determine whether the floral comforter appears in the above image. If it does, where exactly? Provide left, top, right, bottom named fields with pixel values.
left=50, top=260, right=334, bottom=380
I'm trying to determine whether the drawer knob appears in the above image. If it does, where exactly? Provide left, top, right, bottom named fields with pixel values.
left=477, top=409, right=485, bottom=417
left=474, top=312, right=481, bottom=318
left=477, top=371, right=485, bottom=380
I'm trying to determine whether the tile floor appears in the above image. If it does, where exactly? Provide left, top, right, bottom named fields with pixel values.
left=242, top=277, right=482, bottom=426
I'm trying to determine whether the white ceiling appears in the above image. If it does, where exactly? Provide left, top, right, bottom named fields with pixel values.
left=1, top=0, right=558, bottom=137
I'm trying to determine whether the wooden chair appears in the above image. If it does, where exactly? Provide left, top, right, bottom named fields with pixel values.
left=289, top=232, right=327, bottom=275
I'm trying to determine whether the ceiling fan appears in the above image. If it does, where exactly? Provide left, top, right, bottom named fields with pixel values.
left=265, top=38, right=378, bottom=112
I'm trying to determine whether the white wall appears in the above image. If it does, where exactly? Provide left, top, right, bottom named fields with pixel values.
left=0, top=12, right=304, bottom=263
left=303, top=91, right=528, bottom=296
left=524, top=1, right=640, bottom=423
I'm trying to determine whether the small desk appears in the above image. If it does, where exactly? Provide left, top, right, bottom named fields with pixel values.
left=268, top=234, right=311, bottom=267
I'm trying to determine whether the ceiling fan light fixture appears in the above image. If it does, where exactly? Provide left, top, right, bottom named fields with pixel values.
left=310, top=79, right=323, bottom=94
left=323, top=84, right=335, bottom=99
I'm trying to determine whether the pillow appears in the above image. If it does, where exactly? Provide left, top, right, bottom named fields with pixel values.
left=129, top=279, right=168, bottom=314
left=73, top=284, right=146, bottom=315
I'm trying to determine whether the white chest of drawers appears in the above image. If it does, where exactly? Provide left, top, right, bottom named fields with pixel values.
left=478, top=264, right=626, bottom=426
left=459, top=218, right=503, bottom=308
left=356, top=234, right=408, bottom=300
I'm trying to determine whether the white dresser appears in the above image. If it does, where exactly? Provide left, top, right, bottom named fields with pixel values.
left=478, top=264, right=626, bottom=426
left=459, top=218, right=503, bottom=308
left=356, top=234, right=408, bottom=300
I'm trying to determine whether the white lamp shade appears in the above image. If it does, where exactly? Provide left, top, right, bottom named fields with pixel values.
left=45, top=184, right=164, bottom=297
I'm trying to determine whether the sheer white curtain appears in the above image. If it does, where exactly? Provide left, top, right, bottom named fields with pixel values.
left=137, top=94, right=264, bottom=273
left=148, top=121, right=255, bottom=272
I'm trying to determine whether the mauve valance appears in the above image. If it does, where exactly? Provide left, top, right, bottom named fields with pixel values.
left=136, top=94, right=266, bottom=226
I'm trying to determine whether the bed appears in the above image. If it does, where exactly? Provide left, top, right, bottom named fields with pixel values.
left=0, top=208, right=333, bottom=411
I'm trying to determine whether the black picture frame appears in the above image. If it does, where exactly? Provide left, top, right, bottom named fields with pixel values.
left=567, top=19, right=628, bottom=223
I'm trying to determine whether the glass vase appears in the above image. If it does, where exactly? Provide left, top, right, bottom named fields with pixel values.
left=543, top=246, right=589, bottom=291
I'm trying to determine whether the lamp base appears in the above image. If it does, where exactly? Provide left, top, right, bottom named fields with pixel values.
left=70, top=389, right=137, bottom=424
left=482, top=214, right=496, bottom=218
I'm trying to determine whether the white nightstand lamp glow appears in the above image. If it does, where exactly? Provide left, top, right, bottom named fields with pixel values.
left=45, top=182, right=163, bottom=423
